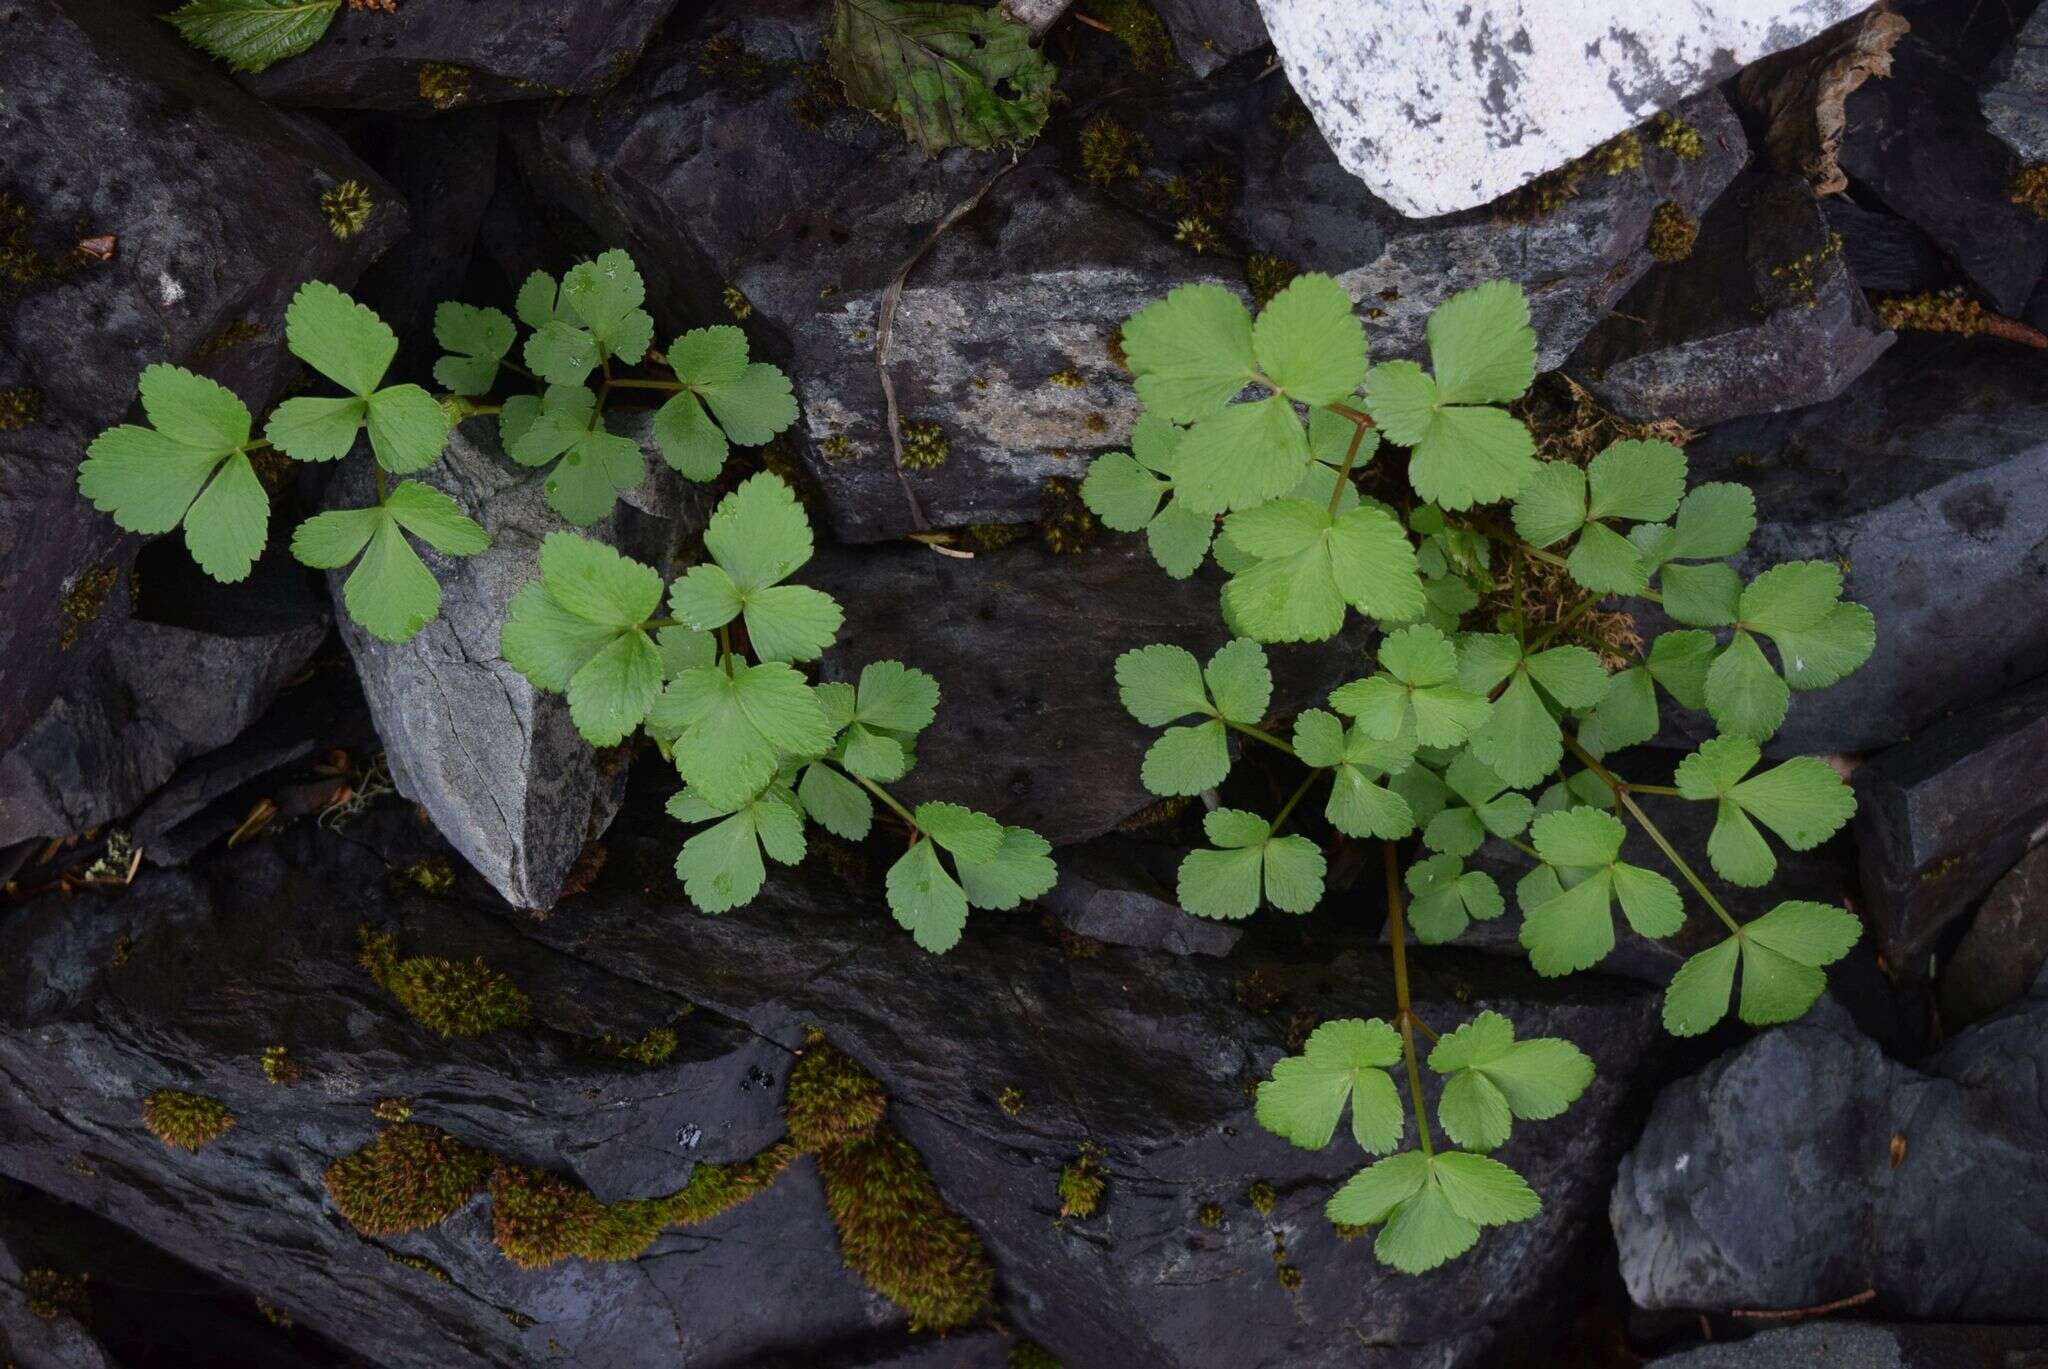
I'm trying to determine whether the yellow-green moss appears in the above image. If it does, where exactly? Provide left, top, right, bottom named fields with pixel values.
left=900, top=419, right=950, bottom=470
left=790, top=59, right=842, bottom=129
left=1048, top=367, right=1088, bottom=390
left=417, top=63, right=471, bottom=111
left=723, top=285, right=753, bottom=321
left=2013, top=165, right=2048, bottom=219
left=371, top=1097, right=413, bottom=1124
left=1876, top=288, right=1989, bottom=336
left=1769, top=230, right=1843, bottom=304
left=1650, top=111, right=1705, bottom=160
left=1586, top=131, right=1644, bottom=176
left=1057, top=1148, right=1105, bottom=1220
left=0, top=385, right=41, bottom=430
left=662, top=1142, right=799, bottom=1226
left=1499, top=132, right=1642, bottom=219
left=1647, top=201, right=1698, bottom=263
left=260, top=1045, right=301, bottom=1086
left=1090, top=0, right=1183, bottom=76
left=490, top=1143, right=796, bottom=1268
left=1, top=191, right=88, bottom=290
left=326, top=1125, right=494, bottom=1236
left=997, top=1086, right=1025, bottom=1117
left=384, top=1249, right=451, bottom=1282
left=600, top=1025, right=679, bottom=1068
left=358, top=926, right=531, bottom=1039
left=1079, top=115, right=1147, bottom=186
left=785, top=1036, right=888, bottom=1152
left=1246, top=1181, right=1276, bottom=1216
left=1040, top=477, right=1098, bottom=555
left=1332, top=1222, right=1368, bottom=1241
left=1277, top=1264, right=1303, bottom=1290
left=321, top=180, right=373, bottom=240
left=24, top=1268, right=87, bottom=1320
left=1174, top=215, right=1221, bottom=254
left=142, top=1090, right=234, bottom=1152
left=821, top=432, right=854, bottom=461
left=1197, top=1202, right=1223, bottom=1228
left=255, top=1296, right=293, bottom=1328
left=401, top=857, right=457, bottom=897
left=818, top=1125, right=993, bottom=1331
left=59, top=565, right=119, bottom=651
left=968, top=522, right=1027, bottom=552
left=1271, top=95, right=1312, bottom=141
left=1245, top=254, right=1299, bottom=309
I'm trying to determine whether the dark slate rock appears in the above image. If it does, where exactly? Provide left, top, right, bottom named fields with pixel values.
left=328, top=412, right=711, bottom=910
left=1672, top=334, right=2048, bottom=755
left=1819, top=196, right=1951, bottom=293
left=1851, top=675, right=2048, bottom=967
left=0, top=0, right=402, bottom=757
left=1647, top=1322, right=2048, bottom=1368
left=1153, top=0, right=1269, bottom=77
left=1568, top=173, right=1894, bottom=428
left=809, top=536, right=1362, bottom=845
left=239, top=0, right=685, bottom=110
left=1612, top=980, right=2048, bottom=1317
left=1838, top=1, right=2048, bottom=313
left=1041, top=837, right=1243, bottom=956
left=1939, top=841, right=2048, bottom=1028
left=1983, top=4, right=2048, bottom=162
left=0, top=556, right=327, bottom=846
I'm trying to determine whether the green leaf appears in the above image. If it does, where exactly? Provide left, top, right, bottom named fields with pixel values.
left=1141, top=720, right=1229, bottom=796
left=1576, top=666, right=1657, bottom=758
left=674, top=475, right=835, bottom=660
left=561, top=250, right=653, bottom=365
left=283, top=281, right=396, bottom=398
left=1635, top=482, right=1755, bottom=569
left=1467, top=671, right=1561, bottom=790
left=1079, top=450, right=1166, bottom=531
left=826, top=0, right=1056, bottom=154
left=544, top=425, right=646, bottom=527
left=1521, top=807, right=1683, bottom=975
left=1117, top=638, right=1270, bottom=796
left=1566, top=520, right=1647, bottom=595
left=1421, top=752, right=1531, bottom=857
left=1146, top=499, right=1216, bottom=580
left=525, top=321, right=602, bottom=387
left=289, top=506, right=380, bottom=570
left=364, top=385, right=451, bottom=474
left=181, top=451, right=268, bottom=582
left=886, top=839, right=969, bottom=953
left=1121, top=283, right=1256, bottom=422
left=1405, top=854, right=1504, bottom=944
left=798, top=762, right=873, bottom=841
left=1295, top=711, right=1416, bottom=839
left=1511, top=462, right=1587, bottom=547
left=1660, top=561, right=1743, bottom=627
left=656, top=661, right=835, bottom=809
left=1662, top=901, right=1861, bottom=1035
left=1660, top=936, right=1741, bottom=1036
left=1428, top=1011, right=1592, bottom=1151
left=1326, top=1150, right=1427, bottom=1227
left=852, top=660, right=940, bottom=735
left=1255, top=1018, right=1404, bottom=1153
left=1585, top=440, right=1685, bottom=523
left=652, top=391, right=726, bottom=481
left=1331, top=1150, right=1538, bottom=1274
left=665, top=325, right=799, bottom=453
left=341, top=516, right=443, bottom=645
left=1203, top=636, right=1273, bottom=723
left=505, top=384, right=595, bottom=466
left=1646, top=630, right=1716, bottom=711
left=704, top=471, right=814, bottom=590
left=1675, top=736, right=1859, bottom=886
left=164, top=0, right=341, bottom=73
left=1426, top=280, right=1536, bottom=405
left=1367, top=361, right=1538, bottom=511
left=1705, top=630, right=1789, bottom=742
left=1524, top=645, right=1610, bottom=707
left=1429, top=1152, right=1540, bottom=1226
left=500, top=534, right=665, bottom=743
left=956, top=825, right=1057, bottom=910
left=1114, top=643, right=1211, bottom=725
left=914, top=802, right=1004, bottom=864
left=516, top=272, right=571, bottom=331
left=1171, top=395, right=1310, bottom=515
left=1252, top=273, right=1366, bottom=405
left=1221, top=500, right=1423, bottom=642
left=672, top=788, right=806, bottom=914
left=1774, top=602, right=1877, bottom=693
left=1177, top=809, right=1326, bottom=920
left=1330, top=624, right=1491, bottom=748
left=432, top=303, right=516, bottom=395
left=380, top=479, right=489, bottom=556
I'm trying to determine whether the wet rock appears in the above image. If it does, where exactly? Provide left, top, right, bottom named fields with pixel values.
left=1252, top=0, right=1869, bottom=217
left=1837, top=1, right=2048, bottom=313
left=1042, top=837, right=1243, bottom=956
left=1153, top=0, right=1270, bottom=77
left=0, top=557, right=327, bottom=847
left=1939, top=843, right=2048, bottom=1029
left=810, top=536, right=1362, bottom=845
left=1568, top=173, right=1894, bottom=427
left=1983, top=5, right=2048, bottom=163
left=239, top=0, right=684, bottom=110
left=1673, top=334, right=2048, bottom=755
left=1612, top=978, right=2048, bottom=1317
left=328, top=412, right=709, bottom=911
left=1852, top=675, right=2048, bottom=967
left=0, top=0, right=402, bottom=756
left=1647, top=1323, right=2048, bottom=1367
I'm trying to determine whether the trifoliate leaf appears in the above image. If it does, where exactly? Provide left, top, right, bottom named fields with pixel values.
left=291, top=483, right=487, bottom=644
left=1255, top=1018, right=1404, bottom=1153
left=1171, top=395, right=1310, bottom=515
left=1574, top=665, right=1658, bottom=758
left=79, top=365, right=268, bottom=582
left=655, top=661, right=835, bottom=810
left=956, top=825, right=1057, bottom=910
left=798, top=762, right=873, bottom=841
left=165, top=0, right=342, bottom=75
left=1177, top=809, right=1326, bottom=920
left=886, top=839, right=969, bottom=953
left=653, top=326, right=800, bottom=481
left=1661, top=900, right=1861, bottom=1035
left=826, top=0, right=1056, bottom=154
left=1635, top=482, right=1756, bottom=572
left=560, top=250, right=654, bottom=366
left=1330, top=1150, right=1537, bottom=1274
left=1367, top=360, right=1537, bottom=511
left=1673, top=737, right=1856, bottom=886
left=1121, top=283, right=1256, bottom=422
left=1421, top=751, right=1532, bottom=857
left=433, top=303, right=516, bottom=395
left=671, top=476, right=841, bottom=662
left=1081, top=414, right=1215, bottom=579
left=1251, top=273, right=1367, bottom=406
left=500, top=534, right=665, bottom=744
left=1405, top=854, right=1504, bottom=944
left=270, top=283, right=448, bottom=472
left=1294, top=710, right=1417, bottom=839
left=1427, top=1011, right=1593, bottom=1151
left=1117, top=639, right=1271, bottom=797
left=1221, top=499, right=1423, bottom=642
left=672, top=788, right=806, bottom=914
left=1521, top=806, right=1684, bottom=975
left=1329, top=624, right=1491, bottom=748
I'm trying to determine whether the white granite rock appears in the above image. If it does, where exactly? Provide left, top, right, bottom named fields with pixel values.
left=1256, top=0, right=1877, bottom=217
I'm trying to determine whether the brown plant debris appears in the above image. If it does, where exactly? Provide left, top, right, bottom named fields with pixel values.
left=1736, top=7, right=1909, bottom=195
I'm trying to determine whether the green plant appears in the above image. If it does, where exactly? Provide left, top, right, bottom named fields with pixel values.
left=358, top=927, right=531, bottom=1039
left=827, top=0, right=1056, bottom=154
left=165, top=0, right=398, bottom=73
left=498, top=468, right=1056, bottom=949
left=142, top=1089, right=235, bottom=1152
left=1088, top=274, right=1873, bottom=1272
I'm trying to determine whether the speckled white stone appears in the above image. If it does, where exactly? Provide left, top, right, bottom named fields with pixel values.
left=1257, top=0, right=1876, bottom=217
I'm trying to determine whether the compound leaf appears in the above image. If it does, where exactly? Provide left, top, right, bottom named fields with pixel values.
left=886, top=839, right=969, bottom=953
left=432, top=303, right=516, bottom=395
left=1251, top=272, right=1366, bottom=405
left=1121, top=283, right=1256, bottom=422
left=1256, top=1018, right=1404, bottom=1153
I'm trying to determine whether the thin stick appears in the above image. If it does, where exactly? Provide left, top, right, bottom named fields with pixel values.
left=1731, top=1288, right=1876, bottom=1321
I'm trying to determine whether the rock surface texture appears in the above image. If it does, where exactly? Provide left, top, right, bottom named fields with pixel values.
left=1647, top=1323, right=2048, bottom=1367
left=1612, top=986, right=2048, bottom=1317
left=1984, top=6, right=2048, bottom=161
left=1253, top=0, right=1873, bottom=216
left=0, top=0, right=400, bottom=757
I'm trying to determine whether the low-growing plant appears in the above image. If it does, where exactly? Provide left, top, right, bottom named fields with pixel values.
left=1083, top=274, right=1873, bottom=1272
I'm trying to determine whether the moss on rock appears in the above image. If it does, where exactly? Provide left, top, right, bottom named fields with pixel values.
left=1647, top=201, right=1698, bottom=263
left=142, top=1089, right=234, bottom=1152
left=324, top=1124, right=494, bottom=1236
left=358, top=926, right=530, bottom=1039
left=817, top=1125, right=993, bottom=1331
left=785, top=1036, right=888, bottom=1152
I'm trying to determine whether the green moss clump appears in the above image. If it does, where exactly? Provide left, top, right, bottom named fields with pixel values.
left=25, top=1268, right=87, bottom=1320
left=1, top=191, right=88, bottom=290
left=1277, top=1264, right=1303, bottom=1290
left=417, top=63, right=472, bottom=111
left=997, top=1086, right=1025, bottom=1117
left=723, top=285, right=753, bottom=321
left=968, top=522, right=1026, bottom=552
left=662, top=1142, right=798, bottom=1226
left=1173, top=215, right=1221, bottom=254
left=383, top=1249, right=451, bottom=1281
left=818, top=1125, right=994, bottom=1331
left=1246, top=1181, right=1276, bottom=1216
left=785, top=1036, right=888, bottom=1152
left=1040, top=477, right=1098, bottom=555
left=1649, top=112, right=1704, bottom=160
left=1332, top=1222, right=1368, bottom=1241
left=1048, top=367, right=1088, bottom=390
left=359, top=926, right=531, bottom=1039
left=1079, top=115, right=1147, bottom=186
left=1057, top=1149, right=1105, bottom=1220
left=491, top=1143, right=797, bottom=1268
left=1245, top=254, right=1299, bottom=309
left=324, top=1124, right=494, bottom=1236
left=402, top=857, right=456, bottom=897
left=0, top=385, right=41, bottom=430
left=371, top=1097, right=413, bottom=1123
left=1769, top=230, right=1844, bottom=305
left=821, top=432, right=854, bottom=461
left=260, top=1045, right=301, bottom=1085
left=255, top=1296, right=293, bottom=1328
left=1089, top=0, right=1183, bottom=76
left=1197, top=1202, right=1223, bottom=1229
left=2012, top=165, right=2048, bottom=218
left=142, top=1090, right=234, bottom=1152
left=1876, top=289, right=1989, bottom=336
left=59, top=565, right=119, bottom=651
left=321, top=180, right=373, bottom=240
left=900, top=419, right=950, bottom=470
left=1498, top=132, right=1642, bottom=219
left=602, top=1025, right=679, bottom=1068
left=1647, top=202, right=1698, bottom=263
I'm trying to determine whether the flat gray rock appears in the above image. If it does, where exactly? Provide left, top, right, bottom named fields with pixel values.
left=1254, top=0, right=1873, bottom=217
left=1984, top=6, right=2048, bottom=162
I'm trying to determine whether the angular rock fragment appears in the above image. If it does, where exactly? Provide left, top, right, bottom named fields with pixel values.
left=1983, top=5, right=2048, bottom=163
left=1252, top=0, right=1871, bottom=217
left=327, top=412, right=709, bottom=910
left=1852, top=675, right=2048, bottom=966
left=1568, top=173, right=1894, bottom=428
left=1041, top=837, right=1242, bottom=956
left=1152, top=0, right=1270, bottom=77
left=1939, top=842, right=2048, bottom=1029
left=0, top=0, right=401, bottom=755
left=1613, top=982, right=2048, bottom=1317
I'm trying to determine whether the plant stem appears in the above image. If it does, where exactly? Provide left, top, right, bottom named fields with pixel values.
left=844, top=767, right=920, bottom=832
left=1501, top=835, right=1540, bottom=861
left=641, top=617, right=678, bottom=631
left=1325, top=401, right=1372, bottom=427
left=501, top=359, right=536, bottom=382
left=1224, top=718, right=1297, bottom=757
left=1383, top=841, right=1434, bottom=1157
left=374, top=465, right=387, bottom=503
left=718, top=625, right=734, bottom=679
left=1527, top=592, right=1597, bottom=653
left=1627, top=782, right=1681, bottom=797
left=1563, top=734, right=1740, bottom=935
left=607, top=377, right=687, bottom=392
left=1268, top=769, right=1326, bottom=833
left=1325, top=414, right=1374, bottom=516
